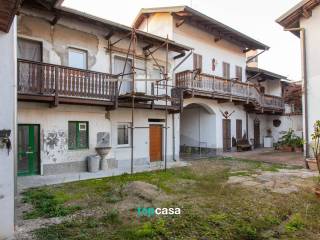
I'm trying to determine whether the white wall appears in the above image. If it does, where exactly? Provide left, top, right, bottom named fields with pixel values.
left=182, top=98, right=247, bottom=151
left=173, top=20, right=247, bottom=80
left=180, top=105, right=216, bottom=149
left=18, top=102, right=177, bottom=174
left=0, top=19, right=16, bottom=239
left=139, top=13, right=173, bottom=39
left=18, top=103, right=110, bottom=170
left=110, top=108, right=175, bottom=167
left=300, top=6, right=320, bottom=153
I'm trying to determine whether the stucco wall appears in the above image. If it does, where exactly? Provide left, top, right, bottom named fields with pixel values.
left=18, top=9, right=174, bottom=98
left=180, top=105, right=216, bottom=149
left=18, top=102, right=177, bottom=175
left=300, top=6, right=320, bottom=150
left=172, top=19, right=247, bottom=80
left=0, top=19, right=16, bottom=239
left=139, top=13, right=173, bottom=39
left=182, top=98, right=247, bottom=151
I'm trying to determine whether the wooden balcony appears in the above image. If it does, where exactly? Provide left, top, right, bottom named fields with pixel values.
left=17, top=59, right=118, bottom=108
left=176, top=70, right=284, bottom=113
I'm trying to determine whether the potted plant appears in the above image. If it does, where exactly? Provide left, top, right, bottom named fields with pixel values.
left=310, top=120, right=320, bottom=196
left=278, top=129, right=295, bottom=152
left=292, top=136, right=304, bottom=153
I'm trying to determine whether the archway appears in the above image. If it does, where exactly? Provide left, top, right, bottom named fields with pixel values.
left=180, top=103, right=216, bottom=159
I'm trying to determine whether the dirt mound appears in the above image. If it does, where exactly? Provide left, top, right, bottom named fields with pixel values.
left=122, top=181, right=162, bottom=202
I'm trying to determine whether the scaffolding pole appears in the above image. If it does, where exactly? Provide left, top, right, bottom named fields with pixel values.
left=109, top=28, right=174, bottom=174
left=164, top=35, right=169, bottom=171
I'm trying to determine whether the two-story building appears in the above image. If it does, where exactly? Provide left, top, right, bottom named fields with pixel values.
left=17, top=0, right=192, bottom=176
left=133, top=6, right=289, bottom=156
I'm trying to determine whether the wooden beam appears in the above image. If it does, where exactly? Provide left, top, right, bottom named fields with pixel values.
left=143, top=43, right=154, bottom=51
left=50, top=14, right=60, bottom=26
left=105, top=30, right=114, bottom=40
left=176, top=18, right=185, bottom=28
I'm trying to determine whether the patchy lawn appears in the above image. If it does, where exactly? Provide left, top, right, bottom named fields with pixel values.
left=17, top=157, right=320, bottom=240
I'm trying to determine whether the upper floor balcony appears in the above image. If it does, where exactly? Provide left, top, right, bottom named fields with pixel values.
left=17, top=59, right=183, bottom=112
left=176, top=70, right=284, bottom=113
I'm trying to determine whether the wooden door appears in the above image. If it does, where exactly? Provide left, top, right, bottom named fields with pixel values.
left=254, top=120, right=260, bottom=148
left=236, top=119, right=242, bottom=140
left=223, top=119, right=231, bottom=151
left=17, top=124, right=40, bottom=176
left=149, top=125, right=163, bottom=162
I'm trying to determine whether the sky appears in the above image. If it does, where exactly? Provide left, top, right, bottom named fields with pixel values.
left=64, top=0, right=302, bottom=81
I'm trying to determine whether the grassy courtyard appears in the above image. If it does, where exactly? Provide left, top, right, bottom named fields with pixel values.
left=19, top=158, right=320, bottom=240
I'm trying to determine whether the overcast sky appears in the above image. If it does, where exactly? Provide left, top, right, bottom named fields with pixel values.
left=64, top=0, right=301, bottom=81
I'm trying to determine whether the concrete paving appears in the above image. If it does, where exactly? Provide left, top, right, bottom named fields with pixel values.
left=17, top=161, right=189, bottom=190
left=222, top=148, right=305, bottom=166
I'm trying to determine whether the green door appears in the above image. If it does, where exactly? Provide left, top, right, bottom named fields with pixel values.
left=18, top=124, right=40, bottom=176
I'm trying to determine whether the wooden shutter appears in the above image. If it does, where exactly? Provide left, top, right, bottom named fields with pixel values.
left=193, top=53, right=202, bottom=72
left=223, top=62, right=230, bottom=79
left=236, top=119, right=242, bottom=140
left=236, top=66, right=242, bottom=81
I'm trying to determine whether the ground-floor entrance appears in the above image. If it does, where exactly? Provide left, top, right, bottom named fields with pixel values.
left=17, top=124, right=40, bottom=176
left=149, top=124, right=163, bottom=162
left=223, top=119, right=231, bottom=151
left=254, top=119, right=260, bottom=148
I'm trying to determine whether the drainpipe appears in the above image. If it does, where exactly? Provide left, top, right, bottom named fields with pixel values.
left=285, top=27, right=309, bottom=167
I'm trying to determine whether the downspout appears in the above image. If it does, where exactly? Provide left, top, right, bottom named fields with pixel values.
left=285, top=27, right=309, bottom=167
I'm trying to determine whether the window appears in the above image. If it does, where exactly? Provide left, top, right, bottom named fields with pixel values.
left=18, top=38, right=42, bottom=62
left=223, top=62, right=230, bottom=79
left=152, top=65, right=165, bottom=89
left=68, top=121, right=89, bottom=150
left=193, top=53, right=202, bottom=72
left=68, top=48, right=87, bottom=69
left=114, top=56, right=133, bottom=94
left=235, top=66, right=243, bottom=81
left=117, top=123, right=130, bottom=146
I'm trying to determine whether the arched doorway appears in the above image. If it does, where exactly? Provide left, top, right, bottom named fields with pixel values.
left=180, top=103, right=216, bottom=159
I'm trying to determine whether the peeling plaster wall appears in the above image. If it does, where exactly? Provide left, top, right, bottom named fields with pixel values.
left=17, top=9, right=174, bottom=94
left=18, top=102, right=110, bottom=169
left=18, top=102, right=177, bottom=175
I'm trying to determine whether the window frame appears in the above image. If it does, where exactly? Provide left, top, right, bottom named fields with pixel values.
left=68, top=47, right=88, bottom=70
left=235, top=66, right=243, bottom=81
left=193, top=53, right=203, bottom=72
left=68, top=121, right=89, bottom=150
left=222, top=62, right=230, bottom=79
left=117, top=122, right=131, bottom=147
left=152, top=65, right=166, bottom=89
left=17, top=37, right=43, bottom=62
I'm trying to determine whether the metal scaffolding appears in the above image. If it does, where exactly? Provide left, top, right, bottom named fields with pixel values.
left=106, top=28, right=176, bottom=174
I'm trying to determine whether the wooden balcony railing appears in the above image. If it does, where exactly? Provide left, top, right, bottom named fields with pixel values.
left=176, top=70, right=284, bottom=111
left=18, top=59, right=118, bottom=105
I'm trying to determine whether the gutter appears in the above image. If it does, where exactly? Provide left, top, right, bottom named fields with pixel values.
left=285, top=27, right=309, bottom=166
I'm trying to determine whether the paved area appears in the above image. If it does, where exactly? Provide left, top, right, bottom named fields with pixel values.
left=222, top=148, right=305, bottom=166
left=17, top=161, right=189, bottom=190
left=228, top=168, right=318, bottom=194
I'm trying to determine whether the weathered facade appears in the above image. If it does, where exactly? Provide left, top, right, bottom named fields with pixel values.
left=134, top=6, right=293, bottom=155
left=17, top=0, right=190, bottom=176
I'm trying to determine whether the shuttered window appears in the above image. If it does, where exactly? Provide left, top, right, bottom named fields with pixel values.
left=236, top=119, right=242, bottom=140
left=235, top=66, right=243, bottom=81
left=117, top=123, right=130, bottom=146
left=68, top=121, right=89, bottom=150
left=223, top=62, right=230, bottom=79
left=193, top=53, right=203, bottom=71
